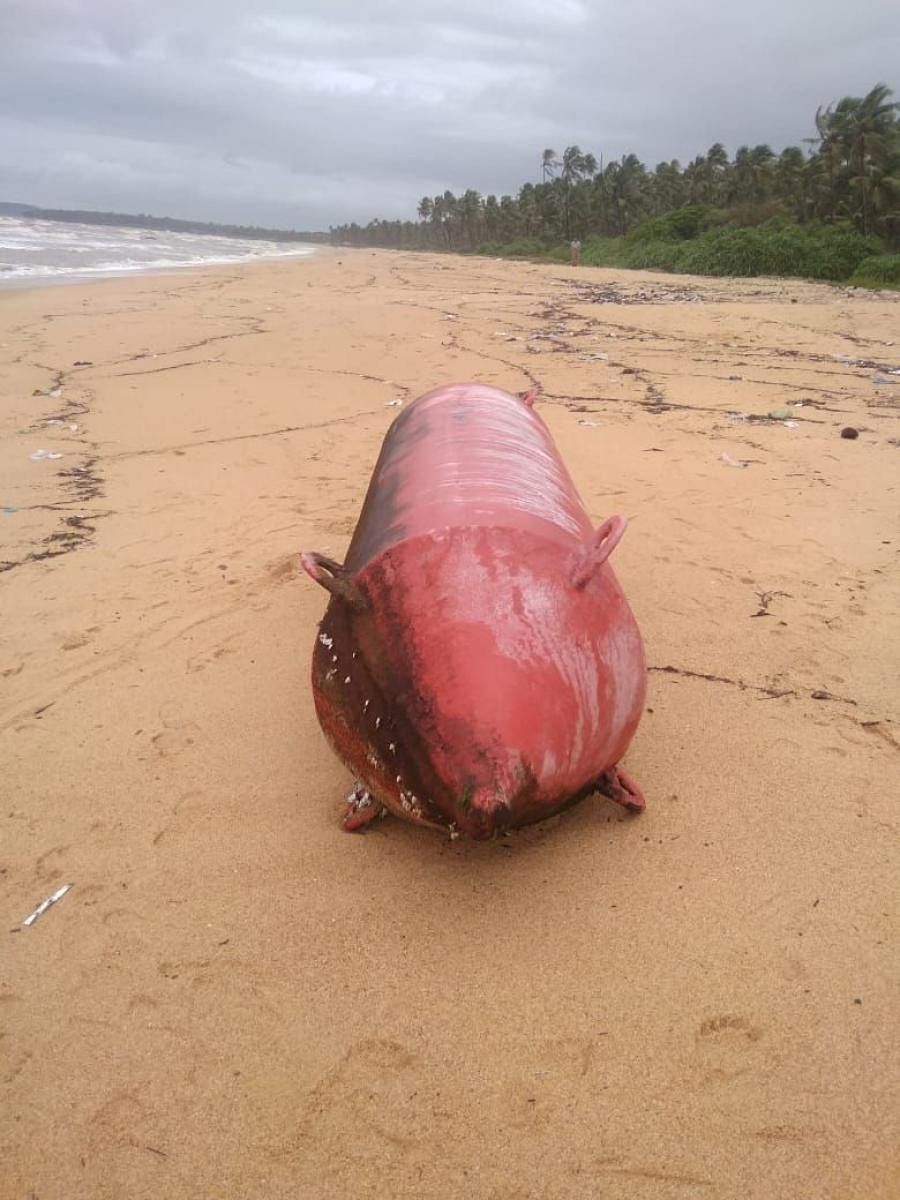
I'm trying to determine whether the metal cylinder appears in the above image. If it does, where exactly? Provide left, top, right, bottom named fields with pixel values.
left=302, top=382, right=646, bottom=838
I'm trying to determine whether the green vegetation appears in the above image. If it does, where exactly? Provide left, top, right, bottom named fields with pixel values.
left=848, top=253, right=900, bottom=288
left=572, top=218, right=883, bottom=282
left=332, top=84, right=899, bottom=285
left=475, top=237, right=568, bottom=262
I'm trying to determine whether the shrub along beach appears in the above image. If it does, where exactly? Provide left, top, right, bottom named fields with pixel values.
left=332, top=84, right=899, bottom=287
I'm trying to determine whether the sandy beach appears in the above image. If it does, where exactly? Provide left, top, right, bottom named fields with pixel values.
left=1, top=250, right=898, bottom=1199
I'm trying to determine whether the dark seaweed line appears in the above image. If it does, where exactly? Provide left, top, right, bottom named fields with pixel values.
left=648, top=663, right=857, bottom=706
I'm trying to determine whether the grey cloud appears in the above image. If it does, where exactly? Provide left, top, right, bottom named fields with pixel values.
left=1, top=1, right=897, bottom=228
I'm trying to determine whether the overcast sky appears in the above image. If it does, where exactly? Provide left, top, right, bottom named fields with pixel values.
left=1, top=0, right=897, bottom=230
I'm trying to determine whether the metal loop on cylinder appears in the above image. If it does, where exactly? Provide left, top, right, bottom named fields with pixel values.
left=300, top=552, right=368, bottom=610
left=570, top=515, right=627, bottom=588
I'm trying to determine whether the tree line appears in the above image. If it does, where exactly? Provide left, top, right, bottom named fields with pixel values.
left=331, top=84, right=898, bottom=251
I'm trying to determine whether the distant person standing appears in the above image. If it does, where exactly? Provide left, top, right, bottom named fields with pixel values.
left=570, top=239, right=582, bottom=267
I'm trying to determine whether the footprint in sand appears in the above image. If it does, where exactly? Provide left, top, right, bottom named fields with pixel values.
left=537, top=1034, right=597, bottom=1079
left=34, top=843, right=70, bottom=882
left=186, top=643, right=236, bottom=674
left=3, top=1049, right=33, bottom=1086
left=87, top=1089, right=167, bottom=1158
left=697, top=1014, right=763, bottom=1040
left=150, top=710, right=201, bottom=757
left=287, top=1038, right=424, bottom=1160
left=151, top=789, right=208, bottom=846
left=266, top=555, right=295, bottom=583
left=150, top=727, right=197, bottom=757
left=694, top=1014, right=769, bottom=1084
left=61, top=625, right=100, bottom=651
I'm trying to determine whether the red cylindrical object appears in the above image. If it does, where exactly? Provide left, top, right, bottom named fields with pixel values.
left=302, top=382, right=646, bottom=838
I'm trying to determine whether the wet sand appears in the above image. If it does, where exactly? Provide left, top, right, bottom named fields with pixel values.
left=1, top=250, right=898, bottom=1199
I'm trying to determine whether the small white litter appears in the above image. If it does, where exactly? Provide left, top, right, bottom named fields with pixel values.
left=21, top=883, right=73, bottom=928
left=30, top=449, right=63, bottom=461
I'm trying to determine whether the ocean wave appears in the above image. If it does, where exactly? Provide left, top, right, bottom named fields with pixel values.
left=0, top=216, right=317, bottom=283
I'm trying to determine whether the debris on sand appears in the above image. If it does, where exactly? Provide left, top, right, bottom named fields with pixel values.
left=20, top=883, right=73, bottom=928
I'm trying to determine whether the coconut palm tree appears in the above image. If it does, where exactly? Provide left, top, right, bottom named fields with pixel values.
left=329, top=83, right=897, bottom=252
left=459, top=189, right=483, bottom=248
left=831, top=84, right=897, bottom=235
left=683, top=154, right=708, bottom=204
left=652, top=160, right=686, bottom=214
left=705, top=142, right=729, bottom=204
left=541, top=149, right=560, bottom=182
left=810, top=83, right=898, bottom=232
left=557, top=146, right=598, bottom=237
left=500, top=194, right=523, bottom=239
left=560, top=146, right=597, bottom=184
left=728, top=146, right=754, bottom=204
left=749, top=144, right=775, bottom=204
left=774, top=147, right=807, bottom=220
left=483, top=194, right=500, bottom=241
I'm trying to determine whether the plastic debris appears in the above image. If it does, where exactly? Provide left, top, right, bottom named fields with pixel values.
left=384, top=399, right=403, bottom=407
left=30, top=449, right=63, bottom=461
left=21, top=883, right=73, bottom=928
left=768, top=408, right=792, bottom=420
left=720, top=452, right=750, bottom=468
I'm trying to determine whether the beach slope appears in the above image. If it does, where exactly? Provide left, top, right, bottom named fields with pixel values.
left=1, top=252, right=898, bottom=1199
